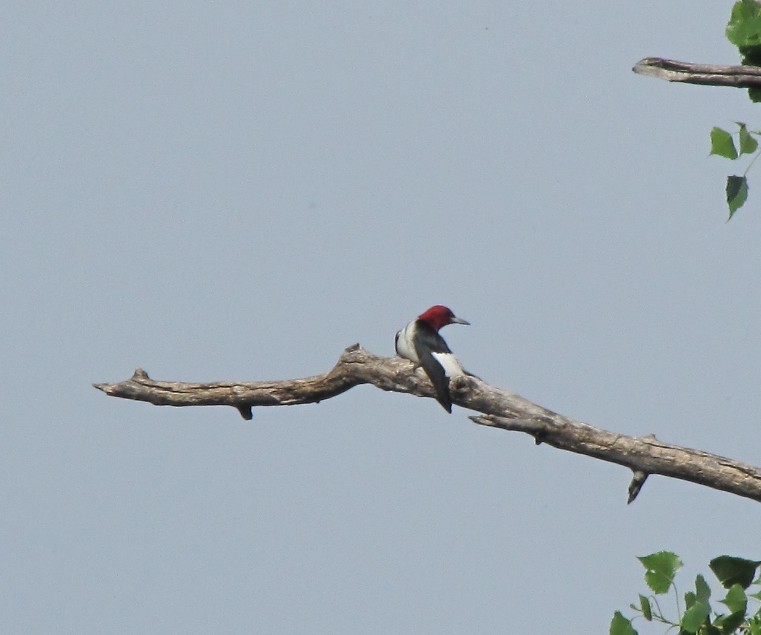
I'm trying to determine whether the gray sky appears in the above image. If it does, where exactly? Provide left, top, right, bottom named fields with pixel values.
left=4, top=2, right=761, bottom=633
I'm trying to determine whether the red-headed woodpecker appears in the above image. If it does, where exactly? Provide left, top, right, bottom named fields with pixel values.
left=395, top=305, right=470, bottom=413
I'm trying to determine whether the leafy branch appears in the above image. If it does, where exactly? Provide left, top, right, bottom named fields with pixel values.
left=633, top=0, right=761, bottom=219
left=709, top=0, right=761, bottom=220
left=710, top=1, right=761, bottom=218
left=710, top=123, right=759, bottom=219
left=611, top=552, right=761, bottom=634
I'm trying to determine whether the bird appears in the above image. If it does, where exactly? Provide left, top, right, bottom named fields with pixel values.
left=395, top=305, right=470, bottom=412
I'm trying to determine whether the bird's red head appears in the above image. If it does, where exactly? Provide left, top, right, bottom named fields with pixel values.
left=417, top=305, right=470, bottom=331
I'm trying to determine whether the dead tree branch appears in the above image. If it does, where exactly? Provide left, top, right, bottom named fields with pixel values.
left=633, top=57, right=761, bottom=88
left=94, top=344, right=761, bottom=505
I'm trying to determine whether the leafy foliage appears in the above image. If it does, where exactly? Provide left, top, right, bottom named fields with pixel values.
left=727, top=0, right=761, bottom=68
left=710, top=3, right=761, bottom=217
left=710, top=124, right=758, bottom=219
left=610, top=553, right=761, bottom=634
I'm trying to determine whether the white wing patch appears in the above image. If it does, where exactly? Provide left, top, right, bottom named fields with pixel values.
left=431, top=352, right=464, bottom=377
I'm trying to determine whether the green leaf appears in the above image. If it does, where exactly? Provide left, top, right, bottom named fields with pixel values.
left=728, top=0, right=761, bottom=86
left=721, top=584, right=748, bottom=614
left=685, top=590, right=697, bottom=609
left=639, top=594, right=652, bottom=621
left=710, top=556, right=761, bottom=589
left=680, top=600, right=710, bottom=633
left=710, top=128, right=738, bottom=159
left=738, top=123, right=759, bottom=154
left=639, top=552, right=683, bottom=594
left=726, top=175, right=748, bottom=219
left=610, top=611, right=638, bottom=635
left=744, top=85, right=761, bottom=103
left=696, top=574, right=712, bottom=605
left=715, top=610, right=747, bottom=633
left=727, top=0, right=761, bottom=48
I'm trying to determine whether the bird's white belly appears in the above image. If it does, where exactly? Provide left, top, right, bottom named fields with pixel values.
left=395, top=325, right=419, bottom=362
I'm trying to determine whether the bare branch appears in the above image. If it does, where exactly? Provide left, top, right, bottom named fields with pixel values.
left=94, top=344, right=761, bottom=504
left=633, top=57, right=761, bottom=88
left=93, top=345, right=437, bottom=419
left=470, top=416, right=761, bottom=504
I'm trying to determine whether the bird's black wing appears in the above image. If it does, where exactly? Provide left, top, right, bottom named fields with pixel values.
left=413, top=325, right=453, bottom=413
